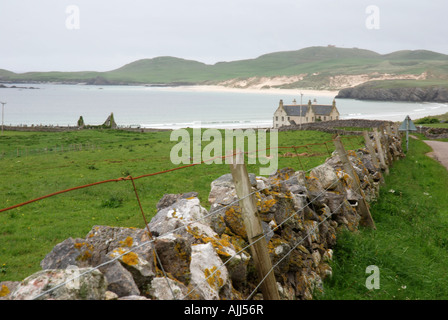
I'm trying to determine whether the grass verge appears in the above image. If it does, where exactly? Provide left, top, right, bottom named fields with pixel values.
left=317, top=136, right=448, bottom=299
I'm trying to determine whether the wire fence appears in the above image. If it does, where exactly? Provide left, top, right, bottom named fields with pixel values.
left=0, top=131, right=395, bottom=300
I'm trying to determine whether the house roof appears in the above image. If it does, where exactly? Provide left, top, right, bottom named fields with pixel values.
left=311, top=105, right=334, bottom=116
left=283, top=104, right=334, bottom=116
left=283, top=105, right=309, bottom=116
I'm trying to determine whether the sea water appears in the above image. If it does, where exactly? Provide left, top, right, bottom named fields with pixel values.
left=1, top=83, right=447, bottom=128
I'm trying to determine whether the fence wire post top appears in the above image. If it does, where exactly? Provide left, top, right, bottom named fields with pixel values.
left=228, top=148, right=280, bottom=300
left=333, top=135, right=376, bottom=230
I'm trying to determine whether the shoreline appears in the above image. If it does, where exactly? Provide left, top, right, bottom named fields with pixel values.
left=5, top=106, right=448, bottom=132
left=151, top=84, right=340, bottom=97
left=2, top=82, right=448, bottom=129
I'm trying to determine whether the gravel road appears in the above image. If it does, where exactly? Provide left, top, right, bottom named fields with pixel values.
left=423, top=140, right=448, bottom=171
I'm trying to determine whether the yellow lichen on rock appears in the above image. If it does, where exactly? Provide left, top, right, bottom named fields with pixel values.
left=0, top=285, right=10, bottom=297
left=122, top=252, right=139, bottom=266
left=223, top=206, right=246, bottom=238
left=204, top=266, right=224, bottom=289
left=174, top=241, right=191, bottom=263
left=74, top=241, right=95, bottom=261
left=120, top=236, right=134, bottom=248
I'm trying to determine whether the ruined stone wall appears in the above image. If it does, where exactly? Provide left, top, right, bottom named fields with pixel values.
left=3, top=125, right=79, bottom=132
left=279, top=119, right=394, bottom=136
left=1, top=129, right=404, bottom=301
left=421, top=126, right=448, bottom=139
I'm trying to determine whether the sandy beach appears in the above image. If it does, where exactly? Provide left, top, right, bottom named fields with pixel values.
left=157, top=84, right=339, bottom=98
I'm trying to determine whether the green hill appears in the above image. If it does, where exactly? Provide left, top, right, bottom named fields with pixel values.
left=1, top=46, right=448, bottom=89
left=104, top=56, right=213, bottom=83
left=382, top=49, right=448, bottom=61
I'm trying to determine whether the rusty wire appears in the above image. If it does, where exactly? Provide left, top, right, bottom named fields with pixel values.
left=0, top=136, right=360, bottom=214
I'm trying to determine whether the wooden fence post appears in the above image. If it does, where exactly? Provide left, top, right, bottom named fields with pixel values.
left=385, top=123, right=400, bottom=161
left=362, top=131, right=380, bottom=170
left=373, top=127, right=389, bottom=175
left=333, top=136, right=376, bottom=229
left=385, top=123, right=392, bottom=136
left=383, top=123, right=397, bottom=162
left=393, top=123, right=401, bottom=141
left=379, top=126, right=392, bottom=166
left=229, top=149, right=280, bottom=300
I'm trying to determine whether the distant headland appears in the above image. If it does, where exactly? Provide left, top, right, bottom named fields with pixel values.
left=1, top=46, right=447, bottom=102
left=0, top=84, right=39, bottom=90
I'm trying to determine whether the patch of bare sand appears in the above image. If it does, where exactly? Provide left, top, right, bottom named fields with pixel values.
left=165, top=84, right=339, bottom=97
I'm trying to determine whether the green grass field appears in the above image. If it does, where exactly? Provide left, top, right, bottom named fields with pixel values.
left=423, top=123, right=448, bottom=129
left=0, top=128, right=363, bottom=282
left=414, top=112, right=448, bottom=128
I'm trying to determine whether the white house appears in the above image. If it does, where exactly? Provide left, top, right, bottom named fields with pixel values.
left=273, top=99, right=340, bottom=128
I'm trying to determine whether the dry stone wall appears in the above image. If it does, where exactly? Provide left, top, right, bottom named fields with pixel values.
left=1, top=129, right=404, bottom=300
left=421, top=126, right=448, bottom=140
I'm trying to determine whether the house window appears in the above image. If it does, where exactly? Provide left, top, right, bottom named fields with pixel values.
left=288, top=117, right=290, bottom=121
left=282, top=117, right=284, bottom=121
left=276, top=116, right=278, bottom=121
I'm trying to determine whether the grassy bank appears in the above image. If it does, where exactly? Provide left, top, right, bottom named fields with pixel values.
left=422, top=123, right=448, bottom=129
left=0, top=129, right=364, bottom=282
left=317, top=136, right=448, bottom=299
left=413, top=112, right=448, bottom=129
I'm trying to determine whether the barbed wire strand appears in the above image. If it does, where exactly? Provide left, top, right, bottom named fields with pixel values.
left=1, top=138, right=342, bottom=214
left=29, top=164, right=317, bottom=300
left=245, top=137, right=378, bottom=299
left=180, top=136, right=370, bottom=299
left=183, top=137, right=372, bottom=299
left=0, top=145, right=280, bottom=213
left=128, top=175, right=177, bottom=300
left=182, top=172, right=347, bottom=300
left=245, top=182, right=362, bottom=300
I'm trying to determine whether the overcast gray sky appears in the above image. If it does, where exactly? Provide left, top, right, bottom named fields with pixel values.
left=1, top=0, right=447, bottom=73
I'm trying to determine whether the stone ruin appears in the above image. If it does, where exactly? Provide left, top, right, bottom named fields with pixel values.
left=76, top=113, right=118, bottom=130
left=1, top=132, right=404, bottom=300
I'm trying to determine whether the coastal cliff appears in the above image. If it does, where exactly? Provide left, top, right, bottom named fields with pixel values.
left=336, top=81, right=448, bottom=102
